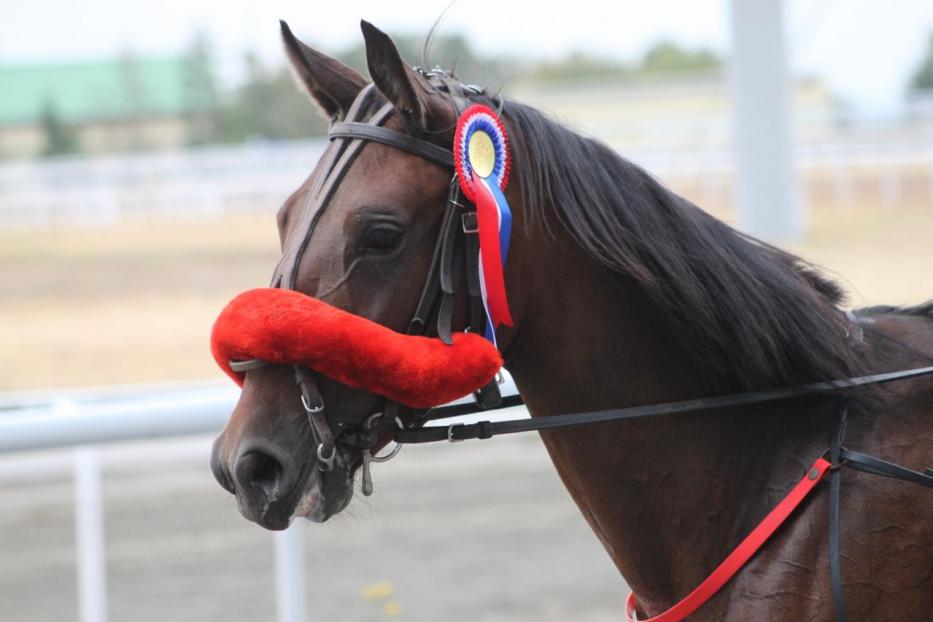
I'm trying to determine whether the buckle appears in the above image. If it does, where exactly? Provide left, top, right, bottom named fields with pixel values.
left=316, top=443, right=336, bottom=471
left=301, top=394, right=324, bottom=414
left=447, top=424, right=465, bottom=443
left=462, top=212, right=478, bottom=234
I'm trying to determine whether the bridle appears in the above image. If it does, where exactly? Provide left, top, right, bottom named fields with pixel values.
left=227, top=71, right=933, bottom=621
left=230, top=70, right=505, bottom=487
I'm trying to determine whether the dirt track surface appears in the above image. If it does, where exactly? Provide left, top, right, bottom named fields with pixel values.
left=0, top=428, right=627, bottom=621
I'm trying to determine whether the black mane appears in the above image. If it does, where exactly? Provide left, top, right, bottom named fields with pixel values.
left=498, top=98, right=865, bottom=391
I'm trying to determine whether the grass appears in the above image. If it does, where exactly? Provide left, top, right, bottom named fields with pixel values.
left=1, top=204, right=931, bottom=391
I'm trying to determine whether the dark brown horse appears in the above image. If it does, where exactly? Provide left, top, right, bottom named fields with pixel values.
left=210, top=21, right=933, bottom=621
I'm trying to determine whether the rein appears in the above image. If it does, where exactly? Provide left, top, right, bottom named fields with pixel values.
left=398, top=365, right=933, bottom=443
left=233, top=72, right=933, bottom=621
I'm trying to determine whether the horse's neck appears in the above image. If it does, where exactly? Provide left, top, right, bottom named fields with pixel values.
left=504, top=245, right=826, bottom=613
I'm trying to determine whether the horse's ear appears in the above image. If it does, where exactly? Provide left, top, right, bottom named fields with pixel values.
left=280, top=20, right=367, bottom=120
left=360, top=20, right=433, bottom=132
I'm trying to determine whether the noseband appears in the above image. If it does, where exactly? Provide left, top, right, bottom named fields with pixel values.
left=230, top=71, right=504, bottom=488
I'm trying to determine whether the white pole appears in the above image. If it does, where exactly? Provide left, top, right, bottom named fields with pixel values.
left=274, top=522, right=308, bottom=622
left=74, top=446, right=108, bottom=622
left=728, top=0, right=801, bottom=241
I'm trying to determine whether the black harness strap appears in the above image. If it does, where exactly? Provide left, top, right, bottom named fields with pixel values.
left=829, top=400, right=850, bottom=622
left=837, top=449, right=933, bottom=486
left=406, top=178, right=460, bottom=336
left=329, top=122, right=454, bottom=169
left=396, top=365, right=933, bottom=443
left=437, top=181, right=466, bottom=345
left=276, top=102, right=395, bottom=289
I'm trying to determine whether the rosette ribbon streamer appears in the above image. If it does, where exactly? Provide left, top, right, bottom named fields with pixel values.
left=454, top=105, right=515, bottom=344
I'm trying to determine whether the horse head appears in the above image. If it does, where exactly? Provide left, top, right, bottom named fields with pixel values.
left=210, top=21, right=530, bottom=529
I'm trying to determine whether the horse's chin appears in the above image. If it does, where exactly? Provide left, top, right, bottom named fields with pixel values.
left=290, top=452, right=356, bottom=524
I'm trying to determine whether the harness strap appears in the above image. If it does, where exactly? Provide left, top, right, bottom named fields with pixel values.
left=408, top=178, right=461, bottom=336
left=462, top=208, right=502, bottom=407
left=294, top=366, right=335, bottom=466
left=329, top=122, right=454, bottom=169
left=829, top=401, right=850, bottom=622
left=838, top=448, right=933, bottom=487
left=625, top=457, right=832, bottom=622
left=276, top=102, right=396, bottom=289
left=437, top=182, right=466, bottom=345
left=396, top=366, right=933, bottom=443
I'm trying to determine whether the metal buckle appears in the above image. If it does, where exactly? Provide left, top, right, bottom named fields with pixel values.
left=361, top=413, right=405, bottom=462
left=301, top=394, right=324, bottom=414
left=447, top=424, right=464, bottom=443
left=362, top=412, right=384, bottom=431
left=316, top=443, right=336, bottom=471
left=370, top=440, right=404, bottom=463
left=462, top=212, right=478, bottom=234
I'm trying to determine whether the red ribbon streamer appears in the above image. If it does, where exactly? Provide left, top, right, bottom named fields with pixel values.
left=475, top=177, right=513, bottom=328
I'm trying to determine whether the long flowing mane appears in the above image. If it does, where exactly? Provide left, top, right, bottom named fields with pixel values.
left=495, top=97, right=866, bottom=392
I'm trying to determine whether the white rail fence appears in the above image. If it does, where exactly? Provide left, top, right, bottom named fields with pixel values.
left=0, top=383, right=301, bottom=622
left=1, top=127, right=932, bottom=229
left=0, top=379, right=522, bottom=622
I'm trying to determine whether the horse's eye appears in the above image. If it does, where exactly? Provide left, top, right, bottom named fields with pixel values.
left=361, top=223, right=403, bottom=254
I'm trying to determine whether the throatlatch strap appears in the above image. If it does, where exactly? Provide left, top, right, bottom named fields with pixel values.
left=624, top=457, right=831, bottom=622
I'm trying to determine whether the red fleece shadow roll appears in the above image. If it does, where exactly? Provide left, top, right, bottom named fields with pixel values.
left=211, top=288, right=503, bottom=408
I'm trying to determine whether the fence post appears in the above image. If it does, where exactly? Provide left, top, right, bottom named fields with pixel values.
left=728, top=0, right=802, bottom=241
left=74, top=445, right=108, bottom=622
left=274, top=521, right=308, bottom=622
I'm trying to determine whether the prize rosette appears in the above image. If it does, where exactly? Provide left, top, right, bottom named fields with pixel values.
left=453, top=104, right=514, bottom=344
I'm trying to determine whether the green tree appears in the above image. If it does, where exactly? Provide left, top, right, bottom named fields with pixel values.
left=640, top=41, right=721, bottom=74
left=39, top=99, right=78, bottom=156
left=220, top=52, right=328, bottom=142
left=529, top=52, right=628, bottom=83
left=909, top=33, right=933, bottom=91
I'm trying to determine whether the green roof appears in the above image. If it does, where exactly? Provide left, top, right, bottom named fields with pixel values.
left=0, top=57, right=191, bottom=125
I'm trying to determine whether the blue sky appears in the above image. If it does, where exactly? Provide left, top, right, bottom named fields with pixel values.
left=2, top=0, right=932, bottom=118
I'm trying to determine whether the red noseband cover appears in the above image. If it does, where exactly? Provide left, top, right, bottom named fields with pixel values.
left=210, top=288, right=503, bottom=408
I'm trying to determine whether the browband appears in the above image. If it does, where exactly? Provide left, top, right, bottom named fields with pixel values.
left=329, top=122, right=455, bottom=169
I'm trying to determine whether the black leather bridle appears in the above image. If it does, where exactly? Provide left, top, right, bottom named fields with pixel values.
left=230, top=71, right=504, bottom=484
left=229, top=71, right=933, bottom=621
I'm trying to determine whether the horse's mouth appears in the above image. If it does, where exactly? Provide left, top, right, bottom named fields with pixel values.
left=254, top=449, right=354, bottom=528
left=291, top=469, right=331, bottom=524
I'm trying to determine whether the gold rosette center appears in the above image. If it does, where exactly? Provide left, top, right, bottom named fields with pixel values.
left=467, top=131, right=496, bottom=179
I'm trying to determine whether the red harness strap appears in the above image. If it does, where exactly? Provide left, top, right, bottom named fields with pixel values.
left=625, top=457, right=831, bottom=622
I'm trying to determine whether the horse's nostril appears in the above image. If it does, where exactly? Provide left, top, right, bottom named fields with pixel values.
left=247, top=452, right=282, bottom=488
left=233, top=446, right=295, bottom=500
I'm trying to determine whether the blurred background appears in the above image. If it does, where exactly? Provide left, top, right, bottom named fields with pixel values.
left=1, top=1, right=932, bottom=620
